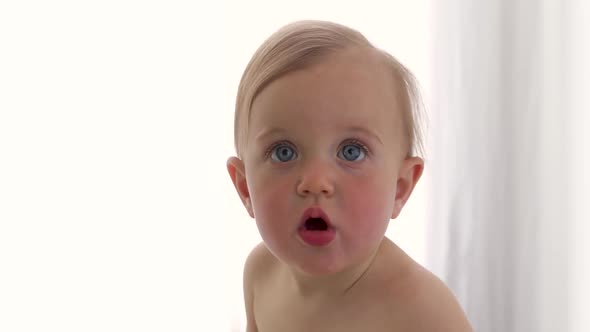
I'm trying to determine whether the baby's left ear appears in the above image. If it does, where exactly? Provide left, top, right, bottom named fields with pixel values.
left=391, top=157, right=424, bottom=219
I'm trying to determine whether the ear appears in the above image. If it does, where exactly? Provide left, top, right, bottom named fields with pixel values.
left=391, top=157, right=424, bottom=219
left=227, top=156, right=254, bottom=218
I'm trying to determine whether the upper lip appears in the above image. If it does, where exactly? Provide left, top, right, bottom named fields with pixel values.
left=300, top=207, right=333, bottom=228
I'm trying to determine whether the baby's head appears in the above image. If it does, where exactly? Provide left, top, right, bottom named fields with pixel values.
left=233, top=20, right=425, bottom=161
left=228, top=20, right=425, bottom=276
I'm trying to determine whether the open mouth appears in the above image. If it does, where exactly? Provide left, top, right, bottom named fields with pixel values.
left=298, top=207, right=335, bottom=246
left=299, top=207, right=332, bottom=230
left=304, top=217, right=329, bottom=231
left=299, top=207, right=336, bottom=247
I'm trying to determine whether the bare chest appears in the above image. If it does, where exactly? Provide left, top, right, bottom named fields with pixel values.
left=253, top=288, right=403, bottom=332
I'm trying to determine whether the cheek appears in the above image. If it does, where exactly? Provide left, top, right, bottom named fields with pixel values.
left=247, top=173, right=298, bottom=257
left=247, top=171, right=293, bottom=229
left=342, top=174, right=396, bottom=232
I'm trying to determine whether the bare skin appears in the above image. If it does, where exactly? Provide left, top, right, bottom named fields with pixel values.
left=229, top=47, right=473, bottom=331
left=243, top=237, right=473, bottom=332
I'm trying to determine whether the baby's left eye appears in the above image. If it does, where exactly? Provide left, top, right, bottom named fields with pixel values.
left=337, top=143, right=367, bottom=162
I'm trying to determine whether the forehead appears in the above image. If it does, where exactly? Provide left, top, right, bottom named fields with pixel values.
left=249, top=48, right=404, bottom=140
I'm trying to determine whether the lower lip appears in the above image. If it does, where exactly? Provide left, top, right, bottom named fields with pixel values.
left=298, top=228, right=336, bottom=246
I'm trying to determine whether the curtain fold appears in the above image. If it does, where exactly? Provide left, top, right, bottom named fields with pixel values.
left=427, top=0, right=589, bottom=331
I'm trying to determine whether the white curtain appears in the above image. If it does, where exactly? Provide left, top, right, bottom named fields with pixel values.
left=426, top=0, right=589, bottom=331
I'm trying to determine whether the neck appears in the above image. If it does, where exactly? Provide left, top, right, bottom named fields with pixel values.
left=284, top=240, right=385, bottom=298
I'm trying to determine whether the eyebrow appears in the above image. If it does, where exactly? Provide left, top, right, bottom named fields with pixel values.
left=345, top=126, right=384, bottom=145
left=254, top=127, right=286, bottom=143
left=255, top=126, right=383, bottom=145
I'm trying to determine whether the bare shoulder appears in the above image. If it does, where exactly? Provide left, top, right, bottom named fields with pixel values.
left=403, top=264, right=472, bottom=331
left=243, top=242, right=276, bottom=285
left=243, top=242, right=276, bottom=332
left=383, top=251, right=473, bottom=331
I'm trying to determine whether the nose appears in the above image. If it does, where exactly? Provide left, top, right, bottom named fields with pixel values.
left=296, top=158, right=335, bottom=198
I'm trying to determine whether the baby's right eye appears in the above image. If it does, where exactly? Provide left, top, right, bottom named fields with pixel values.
left=270, top=144, right=297, bottom=162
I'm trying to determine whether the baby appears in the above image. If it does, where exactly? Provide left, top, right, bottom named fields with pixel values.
left=227, top=20, right=472, bottom=331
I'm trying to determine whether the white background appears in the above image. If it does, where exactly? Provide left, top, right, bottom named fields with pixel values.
left=0, top=1, right=429, bottom=331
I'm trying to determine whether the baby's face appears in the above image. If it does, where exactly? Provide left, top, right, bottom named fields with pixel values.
left=235, top=49, right=421, bottom=276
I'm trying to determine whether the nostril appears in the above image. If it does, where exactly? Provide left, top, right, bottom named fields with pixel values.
left=297, top=179, right=334, bottom=197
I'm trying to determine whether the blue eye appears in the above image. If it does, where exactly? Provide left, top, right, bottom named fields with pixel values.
left=271, top=144, right=297, bottom=162
left=338, top=143, right=366, bottom=161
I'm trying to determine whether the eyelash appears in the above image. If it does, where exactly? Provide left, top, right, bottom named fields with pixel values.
left=340, top=139, right=370, bottom=157
left=263, top=139, right=371, bottom=159
left=264, top=140, right=294, bottom=159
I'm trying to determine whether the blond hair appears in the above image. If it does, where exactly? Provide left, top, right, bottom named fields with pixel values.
left=233, top=20, right=425, bottom=159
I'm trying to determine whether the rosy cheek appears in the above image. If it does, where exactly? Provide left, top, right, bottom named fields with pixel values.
left=250, top=174, right=291, bottom=217
left=343, top=179, right=393, bottom=226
